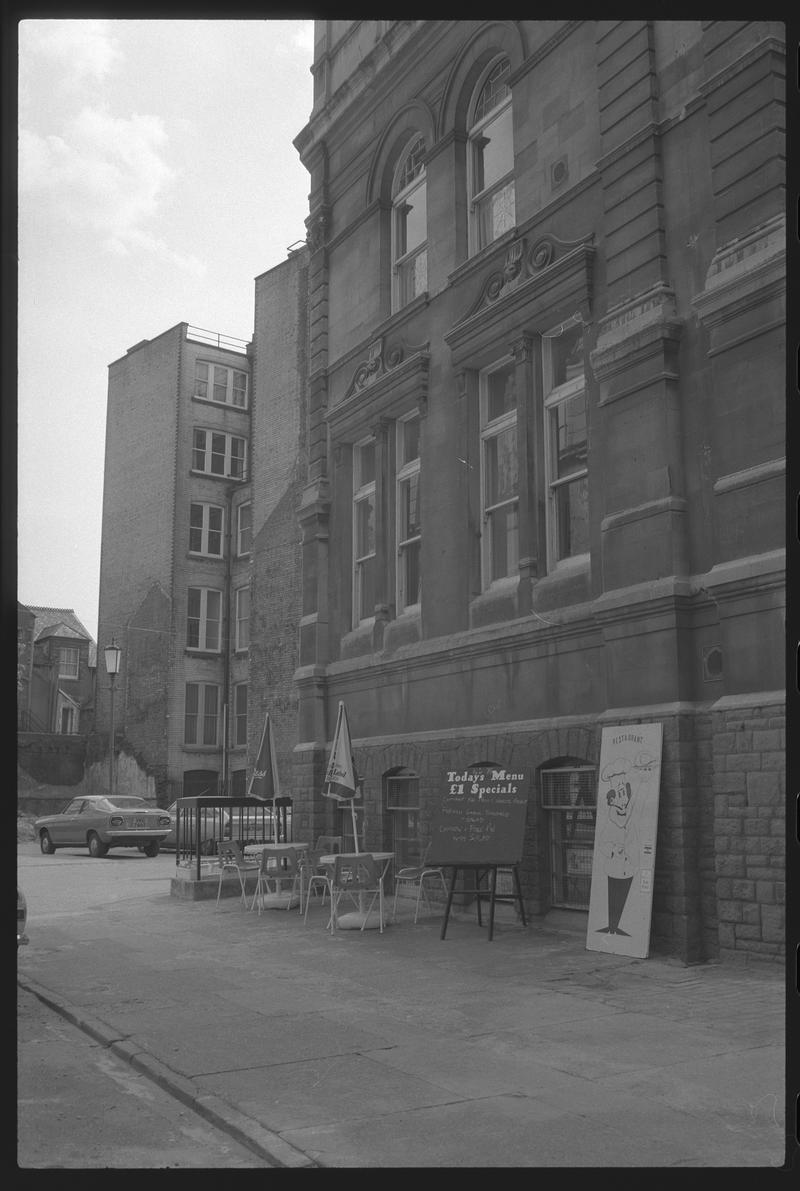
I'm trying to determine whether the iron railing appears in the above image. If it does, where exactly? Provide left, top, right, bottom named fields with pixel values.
left=185, top=325, right=250, bottom=354
left=175, top=795, right=293, bottom=881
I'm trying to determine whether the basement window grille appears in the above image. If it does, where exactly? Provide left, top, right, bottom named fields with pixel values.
left=541, top=765, right=596, bottom=910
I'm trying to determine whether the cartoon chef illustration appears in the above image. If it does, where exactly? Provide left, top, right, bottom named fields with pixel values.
left=595, top=757, right=640, bottom=936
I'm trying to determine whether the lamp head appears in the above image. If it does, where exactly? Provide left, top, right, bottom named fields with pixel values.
left=104, top=639, right=122, bottom=676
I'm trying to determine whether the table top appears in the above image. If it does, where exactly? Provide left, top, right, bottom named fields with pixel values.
left=319, top=851, right=393, bottom=865
left=244, top=842, right=308, bottom=855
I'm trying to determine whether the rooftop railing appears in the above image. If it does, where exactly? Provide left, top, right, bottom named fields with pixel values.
left=185, top=325, right=250, bottom=355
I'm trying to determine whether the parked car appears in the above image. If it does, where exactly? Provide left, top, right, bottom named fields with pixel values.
left=17, top=887, right=28, bottom=948
left=35, top=795, right=172, bottom=858
left=161, top=801, right=229, bottom=854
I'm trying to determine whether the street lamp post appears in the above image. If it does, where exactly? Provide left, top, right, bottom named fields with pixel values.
left=104, top=639, right=122, bottom=799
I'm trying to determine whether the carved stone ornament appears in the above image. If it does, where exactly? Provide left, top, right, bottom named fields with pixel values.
left=351, top=339, right=386, bottom=393
left=306, top=208, right=330, bottom=251
left=346, top=336, right=417, bottom=397
left=461, top=230, right=592, bottom=323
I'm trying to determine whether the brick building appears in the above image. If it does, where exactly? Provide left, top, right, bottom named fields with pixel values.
left=18, top=604, right=95, bottom=734
left=96, top=251, right=309, bottom=804
left=289, top=20, right=785, bottom=963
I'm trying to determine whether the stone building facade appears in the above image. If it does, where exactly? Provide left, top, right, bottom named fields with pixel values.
left=290, top=19, right=785, bottom=963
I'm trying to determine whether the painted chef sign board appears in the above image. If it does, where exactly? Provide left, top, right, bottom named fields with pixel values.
left=586, top=723, right=663, bottom=959
left=428, top=768, right=528, bottom=864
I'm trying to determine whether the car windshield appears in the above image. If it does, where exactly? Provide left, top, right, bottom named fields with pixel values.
left=103, top=797, right=149, bottom=810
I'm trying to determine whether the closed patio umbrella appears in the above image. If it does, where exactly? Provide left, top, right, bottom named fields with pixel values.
left=322, top=700, right=361, bottom=851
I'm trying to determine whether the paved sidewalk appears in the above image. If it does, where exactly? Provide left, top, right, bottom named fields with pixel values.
left=17, top=882, right=790, bottom=1168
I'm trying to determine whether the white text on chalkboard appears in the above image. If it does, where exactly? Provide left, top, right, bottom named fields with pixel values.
left=447, top=770, right=523, bottom=799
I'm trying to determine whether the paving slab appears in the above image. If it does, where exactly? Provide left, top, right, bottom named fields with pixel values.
left=17, top=854, right=790, bottom=1170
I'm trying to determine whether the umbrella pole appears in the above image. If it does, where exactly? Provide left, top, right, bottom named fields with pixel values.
left=350, top=799, right=360, bottom=853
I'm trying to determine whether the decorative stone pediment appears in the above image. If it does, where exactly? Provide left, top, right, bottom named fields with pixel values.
left=459, top=232, right=593, bottom=323
left=446, top=231, right=594, bottom=365
left=328, top=335, right=430, bottom=440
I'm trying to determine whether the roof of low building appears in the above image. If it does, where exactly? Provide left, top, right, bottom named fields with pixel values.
left=24, top=606, right=94, bottom=644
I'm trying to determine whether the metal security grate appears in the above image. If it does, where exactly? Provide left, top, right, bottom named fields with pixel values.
left=541, top=766, right=597, bottom=910
left=541, top=766, right=596, bottom=808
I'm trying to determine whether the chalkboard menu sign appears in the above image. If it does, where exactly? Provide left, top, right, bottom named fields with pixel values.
left=428, top=769, right=528, bottom=865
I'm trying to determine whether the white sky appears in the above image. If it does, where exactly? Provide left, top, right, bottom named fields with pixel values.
left=17, top=18, right=315, bottom=642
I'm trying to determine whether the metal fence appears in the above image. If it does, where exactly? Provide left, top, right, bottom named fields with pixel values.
left=174, top=795, right=293, bottom=880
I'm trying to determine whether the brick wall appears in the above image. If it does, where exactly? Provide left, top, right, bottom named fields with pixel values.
left=249, top=251, right=309, bottom=782
left=289, top=702, right=784, bottom=962
left=712, top=698, right=785, bottom=962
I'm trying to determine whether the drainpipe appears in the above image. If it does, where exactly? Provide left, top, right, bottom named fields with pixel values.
left=221, top=486, right=235, bottom=797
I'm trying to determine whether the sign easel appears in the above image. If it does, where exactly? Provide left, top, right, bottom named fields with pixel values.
left=428, top=767, right=529, bottom=942
left=439, top=862, right=527, bottom=941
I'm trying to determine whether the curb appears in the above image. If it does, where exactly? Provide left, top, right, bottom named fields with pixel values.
left=17, top=973, right=319, bottom=1169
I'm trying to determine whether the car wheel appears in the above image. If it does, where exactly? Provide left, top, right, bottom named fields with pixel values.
left=142, top=841, right=160, bottom=858
left=88, top=832, right=109, bottom=858
left=40, top=830, right=57, bottom=855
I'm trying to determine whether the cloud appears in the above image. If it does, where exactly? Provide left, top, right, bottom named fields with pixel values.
left=20, top=105, right=204, bottom=276
left=268, top=19, right=314, bottom=56
left=20, top=19, right=122, bottom=84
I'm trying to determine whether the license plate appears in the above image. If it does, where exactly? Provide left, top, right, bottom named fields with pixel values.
left=134, top=818, right=146, bottom=829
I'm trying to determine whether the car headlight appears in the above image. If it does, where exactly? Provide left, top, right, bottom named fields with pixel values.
left=158, top=816, right=171, bottom=826
left=110, top=815, right=124, bottom=826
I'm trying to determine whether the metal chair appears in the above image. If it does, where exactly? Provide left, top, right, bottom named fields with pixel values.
left=251, top=846, right=302, bottom=915
left=215, top=839, right=260, bottom=910
left=329, top=852, right=385, bottom=933
left=301, top=835, right=343, bottom=919
left=391, top=842, right=449, bottom=923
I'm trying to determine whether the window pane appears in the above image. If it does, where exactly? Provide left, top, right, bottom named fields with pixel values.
left=486, top=363, right=516, bottom=422
left=236, top=587, right=250, bottom=650
left=356, top=442, right=375, bottom=486
left=192, top=430, right=206, bottom=470
left=488, top=503, right=519, bottom=580
left=230, top=438, right=245, bottom=478
left=213, top=366, right=228, bottom=403
left=485, top=424, right=518, bottom=506
left=355, top=494, right=375, bottom=558
left=477, top=179, right=515, bottom=247
left=400, top=473, right=420, bottom=539
left=202, top=685, right=218, bottom=745
left=401, top=416, right=420, bottom=464
left=400, top=539, right=421, bottom=608
left=205, top=590, right=221, bottom=650
left=232, top=371, right=247, bottom=407
left=398, top=247, right=427, bottom=306
left=189, top=504, right=203, bottom=552
left=357, top=554, right=376, bottom=620
left=187, top=589, right=200, bottom=648
left=477, top=104, right=513, bottom=191
left=207, top=505, right=223, bottom=555
left=552, top=394, right=587, bottom=478
left=194, top=362, right=208, bottom=400
left=210, top=434, right=226, bottom=474
left=235, top=683, right=247, bottom=745
left=551, top=327, right=584, bottom=387
left=397, top=138, right=425, bottom=191
left=185, top=683, right=198, bottom=743
left=555, top=476, right=589, bottom=560
left=403, top=185, right=426, bottom=254
left=474, top=59, right=510, bottom=124
left=238, top=503, right=252, bottom=555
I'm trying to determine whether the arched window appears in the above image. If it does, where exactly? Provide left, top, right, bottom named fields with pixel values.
left=392, top=136, right=427, bottom=310
left=469, top=57, right=515, bottom=254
